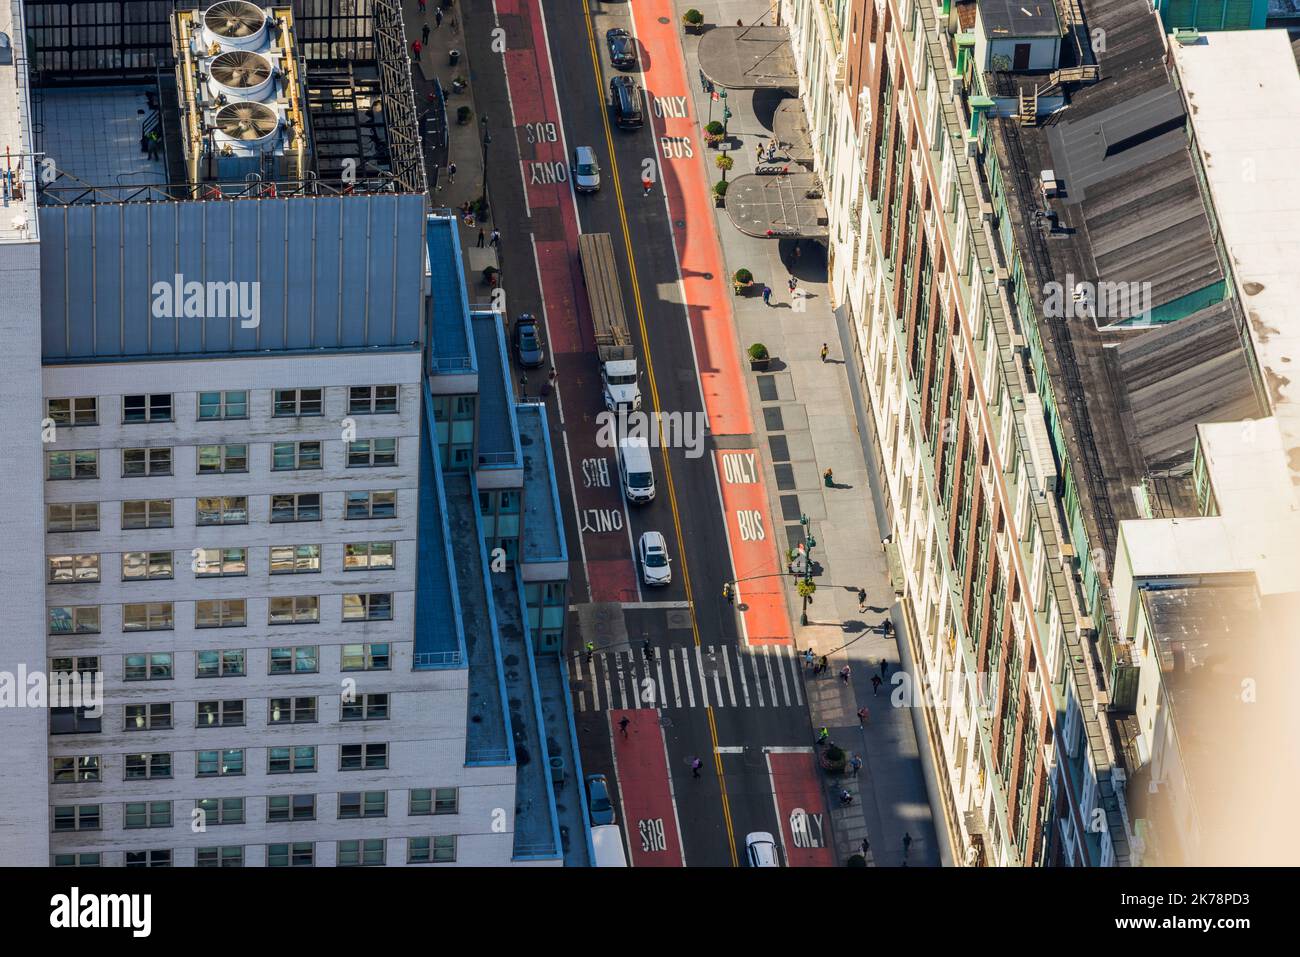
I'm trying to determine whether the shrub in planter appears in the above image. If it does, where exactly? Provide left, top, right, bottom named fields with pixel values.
left=748, top=342, right=770, bottom=370
left=683, top=9, right=704, bottom=33
left=734, top=268, right=753, bottom=286
left=705, top=121, right=725, bottom=137
left=847, top=854, right=867, bottom=868
left=821, top=744, right=847, bottom=774
left=715, top=154, right=734, bottom=181
left=457, top=105, right=473, bottom=125
left=713, top=179, right=728, bottom=207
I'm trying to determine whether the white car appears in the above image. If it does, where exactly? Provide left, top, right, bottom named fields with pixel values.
left=638, top=531, right=672, bottom=586
left=745, top=831, right=780, bottom=867
left=573, top=146, right=601, bottom=193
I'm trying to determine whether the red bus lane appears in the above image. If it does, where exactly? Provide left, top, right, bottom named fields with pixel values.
left=498, top=0, right=638, bottom=602
left=714, top=450, right=793, bottom=644
left=767, top=751, right=835, bottom=867
left=609, top=709, right=685, bottom=866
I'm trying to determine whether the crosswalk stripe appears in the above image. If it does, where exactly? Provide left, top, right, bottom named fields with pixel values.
left=694, top=645, right=711, bottom=709
left=735, top=643, right=752, bottom=707
left=721, top=644, right=738, bottom=707
left=655, top=657, right=667, bottom=710
left=775, top=646, right=792, bottom=707
left=669, top=649, right=682, bottom=708
left=790, top=649, right=805, bottom=706
left=763, top=646, right=779, bottom=706
left=681, top=647, right=696, bottom=708
left=750, top=649, right=767, bottom=707
left=709, top=647, right=725, bottom=706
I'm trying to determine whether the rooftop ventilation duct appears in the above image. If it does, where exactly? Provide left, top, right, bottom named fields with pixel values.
left=202, top=1, right=270, bottom=52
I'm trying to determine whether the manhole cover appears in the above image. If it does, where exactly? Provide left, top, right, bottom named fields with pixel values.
left=703, top=272, right=713, bottom=280
left=675, top=219, right=686, bottom=228
left=658, top=17, right=670, bottom=24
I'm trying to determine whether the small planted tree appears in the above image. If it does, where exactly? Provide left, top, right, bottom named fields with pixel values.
left=683, top=9, right=704, bottom=34
left=705, top=120, right=725, bottom=146
left=713, top=179, right=729, bottom=207
left=822, top=744, right=847, bottom=774
left=715, top=153, right=734, bottom=182
left=457, top=105, right=473, bottom=125
left=747, top=342, right=769, bottom=370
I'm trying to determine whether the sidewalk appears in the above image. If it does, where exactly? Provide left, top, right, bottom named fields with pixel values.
left=403, top=0, right=499, bottom=292
left=675, top=0, right=941, bottom=866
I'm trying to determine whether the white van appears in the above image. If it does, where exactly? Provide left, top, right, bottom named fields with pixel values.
left=592, top=824, right=629, bottom=866
left=618, top=436, right=655, bottom=504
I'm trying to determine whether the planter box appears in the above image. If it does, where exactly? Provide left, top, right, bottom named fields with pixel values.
left=749, top=357, right=770, bottom=371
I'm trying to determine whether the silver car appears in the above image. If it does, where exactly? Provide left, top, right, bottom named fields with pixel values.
left=574, top=146, right=601, bottom=193
left=638, top=531, right=672, bottom=586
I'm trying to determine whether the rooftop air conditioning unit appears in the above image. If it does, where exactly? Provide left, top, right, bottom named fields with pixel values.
left=213, top=100, right=281, bottom=152
left=207, top=50, right=276, bottom=103
left=202, top=1, right=271, bottom=53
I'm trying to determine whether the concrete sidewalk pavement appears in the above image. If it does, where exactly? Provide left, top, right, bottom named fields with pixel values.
left=673, top=0, right=942, bottom=866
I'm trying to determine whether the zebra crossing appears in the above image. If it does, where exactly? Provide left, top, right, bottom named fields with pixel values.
left=569, top=644, right=808, bottom=712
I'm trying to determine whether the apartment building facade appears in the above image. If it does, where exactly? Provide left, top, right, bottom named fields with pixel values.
left=784, top=0, right=1128, bottom=865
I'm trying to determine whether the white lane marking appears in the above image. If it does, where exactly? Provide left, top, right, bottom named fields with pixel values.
left=735, top=643, right=752, bottom=707
left=680, top=647, right=696, bottom=708
left=651, top=706, right=688, bottom=866
left=607, top=711, right=633, bottom=867
left=720, top=644, right=738, bottom=707
left=528, top=234, right=564, bottom=427
left=694, top=645, right=711, bottom=708
left=762, top=746, right=816, bottom=754
left=715, top=746, right=744, bottom=754
left=621, top=600, right=692, bottom=610
left=789, top=648, right=805, bottom=706
left=559, top=430, right=592, bottom=602
left=763, top=645, right=780, bottom=705
left=611, top=652, right=624, bottom=710
left=750, top=647, right=767, bottom=707
left=708, top=453, right=748, bottom=646
left=710, top=647, right=725, bottom=707
left=763, top=751, right=788, bottom=866
left=669, top=648, right=682, bottom=708
left=490, top=0, right=531, bottom=219
left=775, top=645, right=793, bottom=707
left=594, top=653, right=607, bottom=712
left=573, top=653, right=587, bottom=711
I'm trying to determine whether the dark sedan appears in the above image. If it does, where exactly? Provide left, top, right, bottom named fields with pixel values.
left=606, top=28, right=637, bottom=69
left=513, top=314, right=545, bottom=369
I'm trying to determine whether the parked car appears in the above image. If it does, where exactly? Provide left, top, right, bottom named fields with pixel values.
left=745, top=831, right=780, bottom=867
left=514, top=314, right=545, bottom=368
left=638, top=531, right=672, bottom=586
left=606, top=27, right=637, bottom=69
left=573, top=146, right=601, bottom=193
left=586, top=774, right=615, bottom=826
left=610, top=75, right=644, bottom=129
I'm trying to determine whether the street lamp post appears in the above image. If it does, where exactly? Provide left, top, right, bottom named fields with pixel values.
left=798, top=514, right=817, bottom=626
left=479, top=114, right=492, bottom=216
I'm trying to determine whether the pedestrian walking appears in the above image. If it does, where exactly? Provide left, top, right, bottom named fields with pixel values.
left=642, top=639, right=654, bottom=662
left=762, top=285, right=772, bottom=305
left=838, top=788, right=854, bottom=808
left=691, top=757, right=703, bottom=778
left=548, top=367, right=558, bottom=388
left=849, top=754, right=863, bottom=776
left=722, top=582, right=734, bottom=604
left=411, top=39, right=422, bottom=58
left=447, top=161, right=456, bottom=184
left=871, top=674, right=882, bottom=696
left=422, top=23, right=430, bottom=44
left=820, top=342, right=829, bottom=363
left=489, top=229, right=500, bottom=247
left=880, top=658, right=889, bottom=679
left=418, top=0, right=426, bottom=11
left=788, top=276, right=798, bottom=294
left=585, top=641, right=595, bottom=663
left=860, top=837, right=870, bottom=856
left=857, top=587, right=867, bottom=613
left=804, top=648, right=815, bottom=669
left=816, top=727, right=829, bottom=746
left=618, top=716, right=630, bottom=738
left=840, top=665, right=851, bottom=685
left=476, top=228, right=485, bottom=248
left=518, top=373, right=528, bottom=398
left=857, top=705, right=870, bottom=725
left=642, top=175, right=653, bottom=196
left=903, top=832, right=913, bottom=857
left=435, top=7, right=443, bottom=28
left=755, top=143, right=763, bottom=162
left=818, top=655, right=829, bottom=675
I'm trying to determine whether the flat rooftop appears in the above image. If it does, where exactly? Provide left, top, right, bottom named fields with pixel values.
left=428, top=212, right=475, bottom=373
left=978, top=0, right=1063, bottom=37
left=1171, top=30, right=1300, bottom=496
left=517, top=404, right=567, bottom=564
left=37, top=87, right=165, bottom=192
left=0, top=0, right=38, bottom=242
left=471, top=312, right=522, bottom=468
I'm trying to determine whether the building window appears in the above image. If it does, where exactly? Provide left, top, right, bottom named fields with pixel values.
left=347, top=438, right=397, bottom=468
left=342, top=593, right=393, bottom=622
left=123, top=394, right=172, bottom=423
left=48, top=554, right=100, bottom=583
left=348, top=385, right=399, bottom=415
left=196, top=496, right=248, bottom=526
left=432, top=394, right=476, bottom=471
left=49, top=655, right=99, bottom=679
left=341, top=643, right=390, bottom=671
left=47, top=397, right=98, bottom=426
left=273, top=441, right=322, bottom=471
left=266, top=842, right=314, bottom=867
left=409, top=835, right=456, bottom=863
left=339, top=743, right=388, bottom=771
left=52, top=853, right=102, bottom=867
left=197, top=444, right=248, bottom=474
left=197, top=391, right=248, bottom=421
left=267, top=794, right=315, bottom=823
left=123, top=801, right=172, bottom=829
left=268, top=646, right=319, bottom=675
left=50, top=707, right=102, bottom=735
left=268, top=696, right=316, bottom=724
left=271, top=492, right=321, bottom=523
left=196, top=649, right=246, bottom=678
left=196, top=749, right=245, bottom=777
left=47, top=502, right=100, bottom=532
left=124, top=703, right=172, bottom=731
left=52, top=805, right=100, bottom=832
left=268, top=746, right=317, bottom=774
left=124, top=850, right=171, bottom=868
left=51, top=755, right=100, bottom=783
left=343, top=541, right=395, bottom=571
left=338, top=839, right=385, bottom=867
left=195, top=797, right=245, bottom=826
left=122, top=499, right=173, bottom=529
left=123, top=602, right=174, bottom=632
left=340, top=693, right=389, bottom=722
left=193, top=547, right=246, bottom=577
left=48, top=605, right=100, bottom=636
left=124, top=652, right=173, bottom=681
left=345, top=490, right=396, bottom=520
left=273, top=388, right=323, bottom=417
left=268, top=595, right=320, bottom=626
left=124, top=753, right=172, bottom=781
left=196, top=598, right=247, bottom=629
left=46, top=450, right=98, bottom=480
left=122, top=447, right=172, bottom=477
left=270, top=544, right=321, bottom=575
left=196, top=846, right=244, bottom=867
left=195, top=700, right=243, bottom=728
left=409, top=787, right=458, bottom=816
left=122, top=550, right=173, bottom=581
left=338, top=791, right=387, bottom=819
